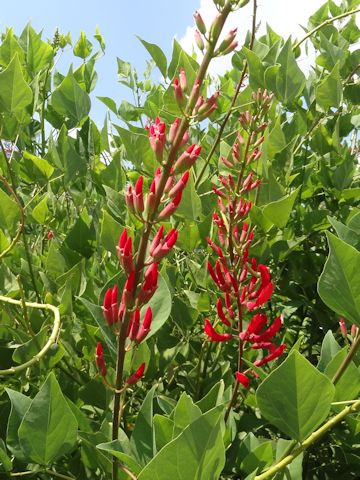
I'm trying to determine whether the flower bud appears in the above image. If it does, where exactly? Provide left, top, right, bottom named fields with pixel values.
left=194, top=29, right=205, bottom=51
left=193, top=11, right=206, bottom=35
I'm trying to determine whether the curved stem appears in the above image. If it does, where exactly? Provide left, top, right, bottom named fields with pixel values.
left=255, top=399, right=360, bottom=480
left=0, top=296, right=61, bottom=375
left=293, top=8, right=360, bottom=50
left=332, top=334, right=360, bottom=385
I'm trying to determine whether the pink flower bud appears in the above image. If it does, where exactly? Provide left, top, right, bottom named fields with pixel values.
left=96, top=342, right=107, bottom=377
left=179, top=68, right=188, bottom=93
left=136, top=307, right=153, bottom=342
left=194, top=11, right=206, bottom=35
left=134, top=176, right=144, bottom=215
left=194, top=29, right=205, bottom=51
left=125, top=185, right=135, bottom=213
left=103, top=285, right=119, bottom=326
left=137, top=263, right=158, bottom=305
left=173, top=78, right=186, bottom=108
left=117, top=229, right=134, bottom=274
left=158, top=191, right=183, bottom=220
left=339, top=318, right=347, bottom=337
left=148, top=117, right=166, bottom=162
left=128, top=309, right=140, bottom=340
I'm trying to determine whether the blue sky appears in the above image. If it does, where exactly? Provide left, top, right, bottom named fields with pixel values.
left=0, top=0, right=199, bottom=123
left=0, top=0, right=327, bottom=124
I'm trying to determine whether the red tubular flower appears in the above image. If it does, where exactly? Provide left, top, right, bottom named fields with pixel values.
left=168, top=171, right=190, bottom=198
left=103, top=285, right=119, bottom=326
left=149, top=225, right=165, bottom=257
left=128, top=309, right=140, bottom=340
left=235, top=371, right=249, bottom=388
left=137, top=263, right=158, bottom=305
left=136, top=306, right=153, bottom=343
left=245, top=265, right=273, bottom=310
left=206, top=237, right=224, bottom=258
left=151, top=228, right=178, bottom=262
left=250, top=316, right=283, bottom=342
left=117, top=228, right=134, bottom=274
left=216, top=298, right=231, bottom=326
left=126, top=362, right=146, bottom=385
left=204, top=319, right=232, bottom=342
left=239, top=313, right=268, bottom=341
left=122, top=272, right=136, bottom=307
left=148, top=117, right=166, bottom=161
left=134, top=176, right=144, bottom=215
left=339, top=318, right=347, bottom=337
left=254, top=343, right=286, bottom=367
left=96, top=342, right=107, bottom=377
left=158, top=190, right=182, bottom=220
left=173, top=78, right=186, bottom=107
left=173, top=144, right=201, bottom=173
left=125, top=185, right=135, bottom=213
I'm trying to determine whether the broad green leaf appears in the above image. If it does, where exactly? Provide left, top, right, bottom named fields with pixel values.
left=21, top=24, right=53, bottom=73
left=317, top=330, right=341, bottom=372
left=0, top=53, right=33, bottom=117
left=65, top=209, right=96, bottom=258
left=196, top=381, right=225, bottom=413
left=275, top=38, right=306, bottom=103
left=153, top=415, right=174, bottom=452
left=316, top=62, right=342, bottom=111
left=263, top=187, right=300, bottom=229
left=21, top=151, right=54, bottom=181
left=0, top=28, right=25, bottom=66
left=130, top=385, right=157, bottom=466
left=242, top=48, right=265, bottom=89
left=114, top=125, right=154, bottom=171
left=176, top=175, right=202, bottom=220
left=138, top=406, right=225, bottom=480
left=12, top=328, right=47, bottom=364
left=168, top=39, right=199, bottom=87
left=264, top=117, right=286, bottom=159
left=78, top=378, right=110, bottom=410
left=256, top=351, right=335, bottom=441
left=31, top=194, right=49, bottom=224
left=73, top=31, right=93, bottom=59
left=100, top=210, right=122, bottom=256
left=328, top=216, right=360, bottom=250
left=324, top=347, right=360, bottom=402
left=172, top=393, right=202, bottom=438
left=348, top=212, right=360, bottom=233
left=5, top=389, right=31, bottom=462
left=138, top=37, right=167, bottom=78
left=318, top=232, right=360, bottom=326
left=50, top=70, right=91, bottom=127
left=240, top=441, right=273, bottom=475
left=97, top=440, right=142, bottom=475
left=144, top=273, right=172, bottom=339
left=97, top=96, right=118, bottom=114
left=0, top=188, right=19, bottom=233
left=18, top=373, right=78, bottom=465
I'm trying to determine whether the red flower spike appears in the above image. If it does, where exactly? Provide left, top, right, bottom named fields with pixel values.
left=204, top=319, right=232, bottom=342
left=148, top=117, right=166, bottom=162
left=235, top=371, right=249, bottom=388
left=168, top=171, right=190, bottom=198
left=254, top=343, right=286, bottom=367
left=126, top=362, right=146, bottom=385
left=216, top=298, right=231, bottom=326
left=240, top=313, right=268, bottom=341
left=136, top=306, right=153, bottom=342
left=96, top=342, right=107, bottom=377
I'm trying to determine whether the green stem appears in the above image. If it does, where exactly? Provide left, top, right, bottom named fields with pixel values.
left=0, top=296, right=61, bottom=375
left=255, top=399, right=360, bottom=480
left=332, top=334, right=360, bottom=385
left=293, top=8, right=360, bottom=50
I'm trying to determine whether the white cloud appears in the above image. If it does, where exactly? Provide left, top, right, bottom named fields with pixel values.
left=179, top=0, right=328, bottom=75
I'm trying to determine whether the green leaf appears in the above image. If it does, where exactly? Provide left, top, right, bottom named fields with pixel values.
left=31, top=194, right=50, bottom=224
left=196, top=381, right=225, bottom=413
left=274, top=38, right=306, bottom=103
left=5, top=389, right=31, bottom=462
left=114, top=125, right=154, bottom=172
left=0, top=28, right=25, bottom=67
left=100, top=210, right=122, bottom=256
left=138, top=37, right=167, bottom=78
left=316, top=62, right=342, bottom=111
left=50, top=70, right=91, bottom=127
left=168, top=39, right=199, bottom=87
left=262, top=187, right=300, bottom=229
left=317, top=330, right=341, bottom=372
left=324, top=347, right=360, bottom=402
left=328, top=216, right=360, bottom=250
left=65, top=209, right=96, bottom=258
left=21, top=24, right=53, bottom=73
left=0, top=438, right=12, bottom=472
left=153, top=415, right=174, bottom=452
left=242, top=48, right=265, bottom=89
left=73, top=31, right=93, bottom=59
left=172, top=393, right=202, bottom=438
left=240, top=441, right=273, bottom=475
left=130, top=385, right=157, bottom=466
left=138, top=406, right=225, bottom=480
left=0, top=188, right=19, bottom=233
left=264, top=117, right=286, bottom=159
left=97, top=440, right=142, bottom=475
left=318, top=232, right=360, bottom=327
left=144, top=273, right=172, bottom=339
left=18, top=373, right=78, bottom=465
left=21, top=151, right=54, bottom=181
left=12, top=328, right=47, bottom=364
left=97, top=96, right=118, bottom=114
left=0, top=53, right=33, bottom=117
left=256, top=351, right=335, bottom=441
left=176, top=175, right=202, bottom=220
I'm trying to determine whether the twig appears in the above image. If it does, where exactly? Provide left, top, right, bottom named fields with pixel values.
left=0, top=296, right=61, bottom=375
left=332, top=334, right=360, bottom=385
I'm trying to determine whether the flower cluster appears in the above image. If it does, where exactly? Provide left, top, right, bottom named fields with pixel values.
left=203, top=89, right=286, bottom=388
left=95, top=74, right=206, bottom=389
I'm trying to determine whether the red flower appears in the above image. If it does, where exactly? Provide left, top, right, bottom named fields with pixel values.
left=204, top=319, right=232, bottom=342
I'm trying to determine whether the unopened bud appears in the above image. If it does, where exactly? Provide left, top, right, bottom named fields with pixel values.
left=194, top=11, right=206, bottom=35
left=194, top=29, right=205, bottom=51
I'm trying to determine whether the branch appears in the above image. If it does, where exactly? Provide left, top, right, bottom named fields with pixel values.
left=294, top=8, right=360, bottom=50
left=255, top=399, right=360, bottom=479
left=0, top=296, right=61, bottom=375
